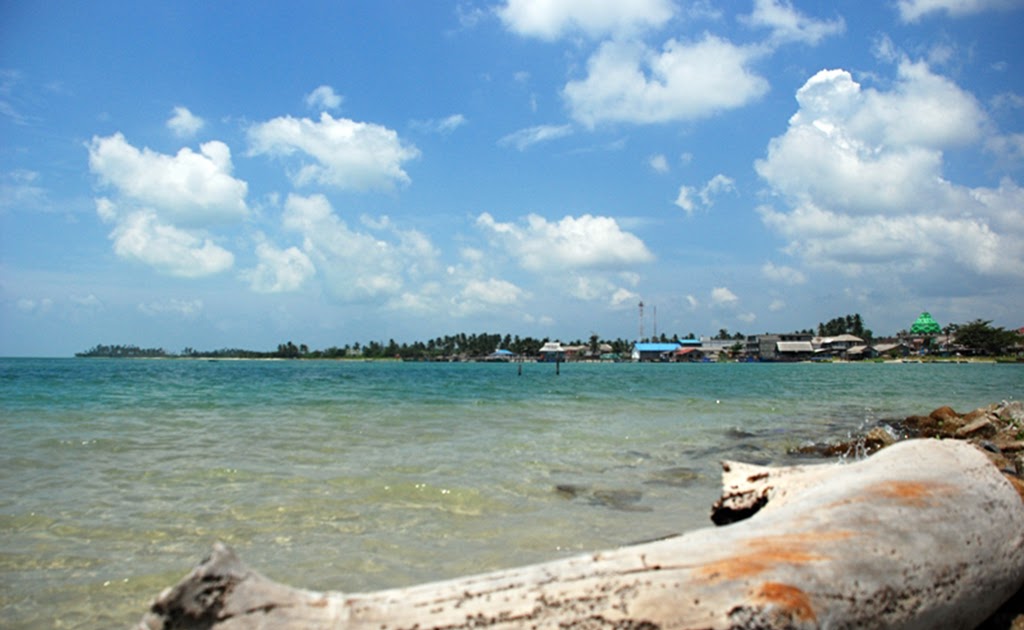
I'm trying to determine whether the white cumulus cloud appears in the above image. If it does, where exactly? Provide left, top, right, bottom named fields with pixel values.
left=710, top=286, right=739, bottom=306
left=248, top=113, right=420, bottom=191
left=88, top=133, right=248, bottom=225
left=564, top=36, right=769, bottom=127
left=675, top=174, right=736, bottom=214
left=87, top=133, right=247, bottom=277
left=755, top=61, right=1024, bottom=288
left=896, top=0, right=1024, bottom=22
left=305, top=85, right=343, bottom=111
left=674, top=185, right=696, bottom=214
left=611, top=287, right=640, bottom=308
left=497, top=0, right=675, bottom=40
left=476, top=212, right=654, bottom=272
left=761, top=261, right=807, bottom=285
left=741, top=0, right=844, bottom=45
left=281, top=193, right=437, bottom=301
left=166, top=106, right=205, bottom=138
left=243, top=240, right=316, bottom=293
left=451, top=278, right=527, bottom=315
left=106, top=208, right=234, bottom=277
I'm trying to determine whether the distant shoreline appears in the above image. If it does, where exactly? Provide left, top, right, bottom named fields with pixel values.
left=41, top=355, right=1024, bottom=364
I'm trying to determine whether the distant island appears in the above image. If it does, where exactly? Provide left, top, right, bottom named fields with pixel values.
left=75, top=314, right=1021, bottom=362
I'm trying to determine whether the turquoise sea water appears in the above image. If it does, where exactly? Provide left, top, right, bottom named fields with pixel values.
left=0, top=358, right=1020, bottom=628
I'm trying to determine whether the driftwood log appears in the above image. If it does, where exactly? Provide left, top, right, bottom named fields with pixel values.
left=138, top=438, right=1024, bottom=629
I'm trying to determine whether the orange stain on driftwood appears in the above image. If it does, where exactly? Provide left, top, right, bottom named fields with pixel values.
left=754, top=582, right=816, bottom=622
left=870, top=481, right=956, bottom=506
left=1003, top=474, right=1024, bottom=504
left=697, top=531, right=854, bottom=582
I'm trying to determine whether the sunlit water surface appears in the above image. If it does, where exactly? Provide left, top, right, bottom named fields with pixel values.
left=0, top=358, right=1019, bottom=628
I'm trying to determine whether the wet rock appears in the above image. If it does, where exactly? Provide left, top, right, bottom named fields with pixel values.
left=791, top=425, right=896, bottom=458
left=901, top=406, right=965, bottom=438
left=797, top=402, right=1024, bottom=479
left=644, top=466, right=701, bottom=487
left=863, top=426, right=897, bottom=450
left=900, top=414, right=938, bottom=437
left=931, top=405, right=961, bottom=424
left=554, top=483, right=588, bottom=499
left=995, top=400, right=1024, bottom=425
left=956, top=415, right=997, bottom=439
left=591, top=489, right=650, bottom=512
left=724, top=427, right=756, bottom=439
left=554, top=484, right=651, bottom=512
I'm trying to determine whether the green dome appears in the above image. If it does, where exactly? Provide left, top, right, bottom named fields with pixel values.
left=909, top=312, right=942, bottom=335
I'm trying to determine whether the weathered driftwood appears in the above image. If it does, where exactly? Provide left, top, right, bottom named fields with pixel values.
left=138, top=439, right=1024, bottom=630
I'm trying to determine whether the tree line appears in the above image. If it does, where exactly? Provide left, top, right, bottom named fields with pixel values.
left=75, top=314, right=1021, bottom=359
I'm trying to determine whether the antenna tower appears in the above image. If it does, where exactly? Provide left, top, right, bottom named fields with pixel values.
left=638, top=301, right=644, bottom=341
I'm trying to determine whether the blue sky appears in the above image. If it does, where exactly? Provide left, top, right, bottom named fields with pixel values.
left=2, top=0, right=1023, bottom=356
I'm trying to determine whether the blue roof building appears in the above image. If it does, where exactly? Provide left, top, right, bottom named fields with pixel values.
left=631, top=340, right=698, bottom=361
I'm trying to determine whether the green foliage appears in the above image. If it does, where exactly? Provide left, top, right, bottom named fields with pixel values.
left=713, top=329, right=745, bottom=340
left=75, top=344, right=166, bottom=358
left=817, top=313, right=871, bottom=340
left=953, top=319, right=1020, bottom=356
left=73, top=314, right=1018, bottom=361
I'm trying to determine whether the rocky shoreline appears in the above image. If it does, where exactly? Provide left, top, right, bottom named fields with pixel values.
left=795, top=400, right=1024, bottom=474
left=795, top=400, right=1024, bottom=629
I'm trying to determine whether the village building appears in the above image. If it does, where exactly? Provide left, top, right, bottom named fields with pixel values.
left=745, top=333, right=814, bottom=361
left=812, top=334, right=865, bottom=359
left=673, top=347, right=706, bottom=362
left=538, top=341, right=566, bottom=363
left=631, top=339, right=701, bottom=362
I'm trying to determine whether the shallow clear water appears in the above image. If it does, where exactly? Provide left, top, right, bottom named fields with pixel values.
left=0, top=358, right=1020, bottom=628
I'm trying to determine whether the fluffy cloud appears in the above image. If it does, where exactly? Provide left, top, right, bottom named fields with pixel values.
left=611, top=287, right=640, bottom=308
left=710, top=286, right=739, bottom=307
left=674, top=185, right=697, bottom=214
left=462, top=278, right=524, bottom=305
left=88, top=133, right=248, bottom=225
left=674, top=174, right=735, bottom=215
left=756, top=62, right=1024, bottom=285
left=305, top=85, right=343, bottom=111
left=166, top=106, right=205, bottom=138
left=105, top=207, right=234, bottom=277
left=87, top=133, right=247, bottom=277
left=761, top=261, right=807, bottom=285
left=497, top=0, right=675, bottom=40
left=248, top=113, right=420, bottom=191
left=476, top=212, right=654, bottom=272
left=648, top=154, right=669, bottom=173
left=138, top=298, right=203, bottom=318
left=498, top=124, right=573, bottom=150
left=450, top=278, right=527, bottom=315
left=281, top=193, right=437, bottom=300
left=243, top=240, right=316, bottom=293
left=564, top=36, right=769, bottom=127
left=896, top=0, right=1024, bottom=22
left=741, top=0, right=844, bottom=45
